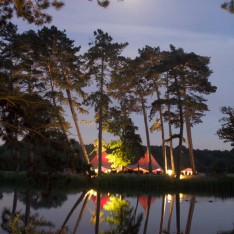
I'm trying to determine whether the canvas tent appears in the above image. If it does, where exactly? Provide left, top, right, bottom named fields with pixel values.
left=91, top=152, right=112, bottom=172
left=181, top=167, right=193, bottom=175
left=126, top=152, right=162, bottom=173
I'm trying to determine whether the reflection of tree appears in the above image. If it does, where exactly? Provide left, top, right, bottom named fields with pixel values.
left=18, top=190, right=68, bottom=209
left=1, top=208, right=55, bottom=233
left=102, top=196, right=143, bottom=234
left=143, top=195, right=151, bottom=234
left=176, top=193, right=181, bottom=234
left=159, top=195, right=166, bottom=234
left=185, top=196, right=196, bottom=234
left=167, top=194, right=174, bottom=233
left=72, top=192, right=92, bottom=234
left=60, top=191, right=87, bottom=233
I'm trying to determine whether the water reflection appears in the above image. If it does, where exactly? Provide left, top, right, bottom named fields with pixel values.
left=0, top=189, right=234, bottom=233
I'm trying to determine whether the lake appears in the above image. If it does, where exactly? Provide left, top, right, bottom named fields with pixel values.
left=0, top=188, right=234, bottom=234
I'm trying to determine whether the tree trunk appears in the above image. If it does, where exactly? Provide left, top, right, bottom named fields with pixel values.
left=24, top=191, right=31, bottom=226
left=167, top=95, right=175, bottom=173
left=73, top=193, right=91, bottom=234
left=48, top=72, right=77, bottom=158
left=143, top=195, right=151, bottom=234
left=98, top=58, right=105, bottom=176
left=166, top=76, right=175, bottom=173
left=66, top=89, right=90, bottom=164
left=60, top=66, right=89, bottom=164
left=184, top=107, right=196, bottom=174
left=140, top=93, right=152, bottom=173
left=60, top=191, right=86, bottom=233
left=175, top=76, right=184, bottom=180
left=159, top=195, right=166, bottom=234
left=14, top=143, right=20, bottom=172
left=28, top=140, right=35, bottom=174
left=12, top=190, right=18, bottom=215
left=176, top=193, right=181, bottom=234
left=95, top=192, right=101, bottom=234
left=167, top=195, right=174, bottom=233
left=156, top=87, right=167, bottom=172
left=185, top=196, right=196, bottom=234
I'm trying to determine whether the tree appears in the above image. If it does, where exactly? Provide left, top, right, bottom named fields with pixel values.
left=103, top=196, right=143, bottom=234
left=84, top=29, right=128, bottom=175
left=217, top=106, right=234, bottom=147
left=154, top=45, right=216, bottom=178
left=221, top=1, right=234, bottom=14
left=0, top=0, right=64, bottom=26
left=105, top=105, right=143, bottom=169
left=138, top=45, right=169, bottom=172
left=37, top=26, right=90, bottom=164
left=88, top=0, right=124, bottom=8
left=110, top=55, right=154, bottom=173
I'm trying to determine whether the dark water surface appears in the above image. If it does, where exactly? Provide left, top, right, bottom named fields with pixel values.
left=0, top=189, right=234, bottom=234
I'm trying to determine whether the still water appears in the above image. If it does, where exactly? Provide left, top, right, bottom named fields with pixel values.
left=0, top=189, right=234, bottom=234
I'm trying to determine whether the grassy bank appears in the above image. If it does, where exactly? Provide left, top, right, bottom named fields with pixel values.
left=1, top=171, right=234, bottom=196
left=91, top=173, right=234, bottom=196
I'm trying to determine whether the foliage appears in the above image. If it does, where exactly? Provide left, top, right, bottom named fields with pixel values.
left=103, top=196, right=143, bottom=234
left=0, top=0, right=64, bottom=26
left=221, top=0, right=234, bottom=14
left=217, top=106, right=234, bottom=147
left=107, top=140, right=133, bottom=168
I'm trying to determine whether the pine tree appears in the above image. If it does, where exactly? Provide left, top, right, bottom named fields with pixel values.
left=84, top=29, right=128, bottom=175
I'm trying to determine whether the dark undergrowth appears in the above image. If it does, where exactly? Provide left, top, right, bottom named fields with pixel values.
left=1, top=171, right=234, bottom=197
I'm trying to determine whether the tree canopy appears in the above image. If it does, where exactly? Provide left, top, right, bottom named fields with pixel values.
left=217, top=106, right=234, bottom=147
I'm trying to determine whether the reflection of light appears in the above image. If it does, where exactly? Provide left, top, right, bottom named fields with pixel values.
left=180, top=174, right=185, bottom=179
left=167, top=170, right=173, bottom=176
left=180, top=193, right=185, bottom=199
left=167, top=194, right=172, bottom=202
left=89, top=189, right=97, bottom=196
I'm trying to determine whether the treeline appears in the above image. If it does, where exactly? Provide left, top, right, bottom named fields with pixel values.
left=0, top=139, right=233, bottom=174
left=150, top=146, right=234, bottom=174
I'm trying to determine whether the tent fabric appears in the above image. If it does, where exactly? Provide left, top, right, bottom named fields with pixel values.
left=181, top=167, right=193, bottom=175
left=91, top=152, right=112, bottom=171
left=126, top=152, right=162, bottom=173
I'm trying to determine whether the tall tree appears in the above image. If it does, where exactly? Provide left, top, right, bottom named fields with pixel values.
left=154, top=45, right=216, bottom=177
left=111, top=55, right=154, bottom=173
left=138, top=45, right=168, bottom=172
left=84, top=29, right=128, bottom=175
left=37, top=26, right=90, bottom=164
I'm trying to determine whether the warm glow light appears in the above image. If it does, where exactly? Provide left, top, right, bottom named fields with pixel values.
left=167, top=170, right=173, bottom=176
left=180, top=174, right=185, bottom=179
left=89, top=189, right=97, bottom=196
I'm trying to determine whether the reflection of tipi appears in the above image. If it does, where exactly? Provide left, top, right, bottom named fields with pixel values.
left=91, top=152, right=112, bottom=172
left=139, top=196, right=156, bottom=210
left=92, top=195, right=110, bottom=210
